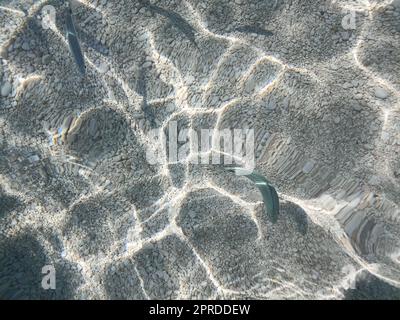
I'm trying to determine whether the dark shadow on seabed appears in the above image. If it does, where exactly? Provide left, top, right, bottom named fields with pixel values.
left=0, top=232, right=83, bottom=299
left=344, top=271, right=400, bottom=300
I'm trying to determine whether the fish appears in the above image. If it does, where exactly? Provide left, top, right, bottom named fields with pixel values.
left=71, top=1, right=109, bottom=56
left=139, top=0, right=197, bottom=46
left=234, top=25, right=273, bottom=37
left=136, top=61, right=157, bottom=128
left=65, top=4, right=86, bottom=75
left=226, top=167, right=279, bottom=223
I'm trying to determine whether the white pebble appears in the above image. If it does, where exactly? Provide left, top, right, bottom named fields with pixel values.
left=374, top=87, right=389, bottom=99
left=28, top=154, right=40, bottom=163
left=302, top=160, right=315, bottom=174
left=142, top=61, right=152, bottom=68
left=98, top=61, right=109, bottom=74
left=1, top=81, right=12, bottom=97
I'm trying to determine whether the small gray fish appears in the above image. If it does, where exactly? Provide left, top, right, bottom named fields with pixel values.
left=235, top=25, right=273, bottom=37
left=140, top=0, right=197, bottom=46
left=136, top=62, right=157, bottom=128
left=65, top=5, right=86, bottom=75
left=226, top=167, right=279, bottom=223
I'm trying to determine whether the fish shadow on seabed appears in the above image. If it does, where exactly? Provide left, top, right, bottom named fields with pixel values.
left=260, top=199, right=309, bottom=236
left=283, top=201, right=309, bottom=235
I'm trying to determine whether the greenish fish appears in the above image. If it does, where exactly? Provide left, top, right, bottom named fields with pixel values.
left=226, top=167, right=279, bottom=223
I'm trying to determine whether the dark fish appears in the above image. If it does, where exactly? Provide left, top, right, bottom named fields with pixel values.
left=140, top=0, right=197, bottom=45
left=235, top=25, right=273, bottom=37
left=226, top=167, right=279, bottom=223
left=65, top=6, right=86, bottom=75
left=71, top=1, right=109, bottom=56
left=136, top=61, right=157, bottom=127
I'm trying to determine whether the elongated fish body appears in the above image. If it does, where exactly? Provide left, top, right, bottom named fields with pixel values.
left=266, top=184, right=279, bottom=223
left=226, top=167, right=280, bottom=223
left=65, top=7, right=86, bottom=75
left=139, top=0, right=197, bottom=46
left=235, top=25, right=273, bottom=37
left=151, top=5, right=196, bottom=44
left=136, top=63, right=157, bottom=128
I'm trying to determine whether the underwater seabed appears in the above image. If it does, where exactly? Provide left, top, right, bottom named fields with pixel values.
left=0, top=0, right=400, bottom=299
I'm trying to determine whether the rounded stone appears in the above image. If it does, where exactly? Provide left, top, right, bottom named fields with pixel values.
left=374, top=87, right=389, bottom=99
left=1, top=81, right=12, bottom=97
left=98, top=61, right=109, bottom=74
